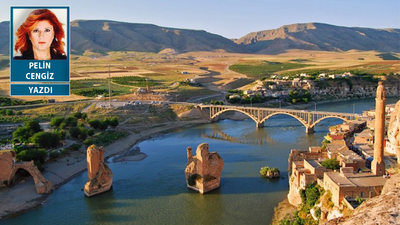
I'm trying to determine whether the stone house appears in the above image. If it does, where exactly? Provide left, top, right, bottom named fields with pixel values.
left=323, top=167, right=386, bottom=207
left=354, top=129, right=374, bottom=145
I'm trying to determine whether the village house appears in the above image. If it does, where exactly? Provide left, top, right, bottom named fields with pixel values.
left=354, top=129, right=374, bottom=145
left=323, top=167, right=386, bottom=207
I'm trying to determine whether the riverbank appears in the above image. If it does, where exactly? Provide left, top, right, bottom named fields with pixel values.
left=0, top=119, right=208, bottom=220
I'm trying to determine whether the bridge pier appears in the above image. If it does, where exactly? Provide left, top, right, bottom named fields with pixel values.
left=305, top=127, right=314, bottom=134
left=256, top=122, right=264, bottom=128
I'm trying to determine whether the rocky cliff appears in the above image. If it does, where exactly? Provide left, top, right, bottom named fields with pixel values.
left=387, top=100, right=400, bottom=163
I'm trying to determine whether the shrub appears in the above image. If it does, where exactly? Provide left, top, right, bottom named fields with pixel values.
left=84, top=138, right=93, bottom=146
left=356, top=196, right=366, bottom=205
left=59, top=122, right=67, bottom=130
left=57, top=130, right=67, bottom=140
left=321, top=159, right=340, bottom=170
left=69, top=127, right=81, bottom=138
left=17, top=148, right=47, bottom=165
left=314, top=207, right=321, bottom=219
left=65, top=116, right=78, bottom=127
left=109, top=117, right=119, bottom=127
left=87, top=129, right=95, bottom=136
left=79, top=128, right=87, bottom=140
left=50, top=117, right=65, bottom=127
left=89, top=119, right=100, bottom=129
left=98, top=120, right=109, bottom=130
left=260, top=166, right=270, bottom=177
left=5, top=109, right=14, bottom=116
left=49, top=150, right=60, bottom=159
left=72, top=112, right=83, bottom=119
left=68, top=143, right=82, bottom=151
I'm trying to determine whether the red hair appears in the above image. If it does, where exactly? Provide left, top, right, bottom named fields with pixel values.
left=14, top=9, right=65, bottom=56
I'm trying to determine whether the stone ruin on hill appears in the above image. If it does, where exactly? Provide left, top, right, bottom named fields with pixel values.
left=0, top=150, right=53, bottom=194
left=184, top=143, right=223, bottom=194
left=84, top=145, right=113, bottom=197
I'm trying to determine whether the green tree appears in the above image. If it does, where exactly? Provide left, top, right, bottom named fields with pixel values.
left=321, top=159, right=340, bottom=170
left=13, top=127, right=33, bottom=144
left=24, top=120, right=42, bottom=133
left=30, top=132, right=60, bottom=148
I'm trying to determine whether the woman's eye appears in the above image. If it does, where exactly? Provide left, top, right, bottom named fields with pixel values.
left=45, top=29, right=51, bottom=32
left=32, top=29, right=39, bottom=33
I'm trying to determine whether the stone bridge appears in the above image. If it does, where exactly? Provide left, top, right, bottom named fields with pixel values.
left=0, top=150, right=53, bottom=194
left=199, top=105, right=359, bottom=133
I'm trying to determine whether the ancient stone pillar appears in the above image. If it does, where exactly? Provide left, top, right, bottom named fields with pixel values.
left=371, top=81, right=386, bottom=176
left=84, top=145, right=113, bottom=197
left=187, top=147, right=192, bottom=161
left=184, top=143, right=223, bottom=194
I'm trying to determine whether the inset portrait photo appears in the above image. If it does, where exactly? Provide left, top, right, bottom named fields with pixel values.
left=12, top=8, right=68, bottom=60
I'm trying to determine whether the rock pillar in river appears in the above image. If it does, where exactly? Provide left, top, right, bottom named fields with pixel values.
left=84, top=145, right=113, bottom=197
left=185, top=143, right=223, bottom=194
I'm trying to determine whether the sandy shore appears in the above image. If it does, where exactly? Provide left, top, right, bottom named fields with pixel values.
left=0, top=120, right=208, bottom=220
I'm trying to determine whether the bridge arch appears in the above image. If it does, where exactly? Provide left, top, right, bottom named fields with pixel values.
left=310, top=115, right=350, bottom=130
left=259, top=112, right=308, bottom=128
left=211, top=108, right=259, bottom=124
left=9, top=161, right=53, bottom=194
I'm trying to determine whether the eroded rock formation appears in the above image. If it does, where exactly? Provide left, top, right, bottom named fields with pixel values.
left=84, top=145, right=113, bottom=197
left=387, top=100, right=400, bottom=163
left=184, top=143, right=223, bottom=194
left=0, top=150, right=53, bottom=194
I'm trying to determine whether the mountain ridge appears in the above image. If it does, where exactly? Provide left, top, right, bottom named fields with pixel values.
left=235, top=22, right=400, bottom=54
left=1, top=20, right=399, bottom=55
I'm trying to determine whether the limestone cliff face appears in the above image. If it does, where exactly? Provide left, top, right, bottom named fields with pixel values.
left=185, top=143, right=223, bottom=194
left=326, top=173, right=400, bottom=225
left=84, top=145, right=113, bottom=197
left=387, top=100, right=400, bottom=163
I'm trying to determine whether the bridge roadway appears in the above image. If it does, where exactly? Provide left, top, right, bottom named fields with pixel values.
left=198, top=104, right=360, bottom=134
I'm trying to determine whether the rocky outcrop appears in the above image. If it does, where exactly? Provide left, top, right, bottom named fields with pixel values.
left=184, top=143, right=223, bottom=194
left=84, top=145, right=113, bottom=197
left=326, top=173, right=400, bottom=225
left=0, top=150, right=53, bottom=194
left=387, top=100, right=400, bottom=163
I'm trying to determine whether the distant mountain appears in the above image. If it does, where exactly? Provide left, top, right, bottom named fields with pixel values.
left=235, top=23, right=400, bottom=54
left=70, top=20, right=247, bottom=54
left=0, top=21, right=9, bottom=55
left=0, top=21, right=399, bottom=55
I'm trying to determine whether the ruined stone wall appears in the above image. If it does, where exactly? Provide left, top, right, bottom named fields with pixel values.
left=0, top=151, right=14, bottom=186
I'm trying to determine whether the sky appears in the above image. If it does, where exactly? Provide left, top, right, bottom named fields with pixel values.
left=1, top=0, right=399, bottom=39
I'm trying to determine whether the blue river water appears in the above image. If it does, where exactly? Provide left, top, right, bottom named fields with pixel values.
left=2, top=97, right=398, bottom=225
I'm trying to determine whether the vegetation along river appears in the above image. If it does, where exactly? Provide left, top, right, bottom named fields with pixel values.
left=3, top=97, right=398, bottom=225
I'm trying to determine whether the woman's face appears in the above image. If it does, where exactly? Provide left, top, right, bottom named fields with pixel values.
left=29, top=20, right=54, bottom=53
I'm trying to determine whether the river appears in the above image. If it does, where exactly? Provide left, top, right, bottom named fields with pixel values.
left=2, top=97, right=398, bottom=225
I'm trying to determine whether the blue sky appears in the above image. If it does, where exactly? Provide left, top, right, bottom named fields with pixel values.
left=2, top=0, right=399, bottom=38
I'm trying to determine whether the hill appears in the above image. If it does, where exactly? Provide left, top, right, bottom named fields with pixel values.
left=70, top=20, right=249, bottom=54
left=235, top=23, right=400, bottom=54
